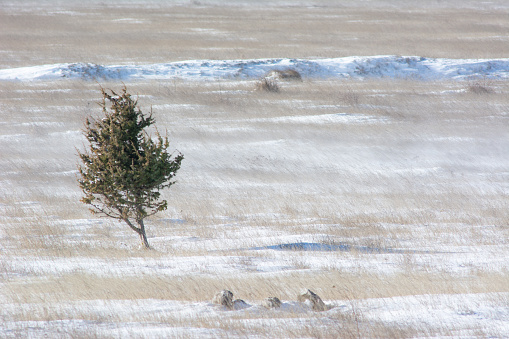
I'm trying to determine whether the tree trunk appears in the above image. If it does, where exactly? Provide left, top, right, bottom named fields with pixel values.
left=137, top=218, right=150, bottom=249
left=123, top=217, right=150, bottom=249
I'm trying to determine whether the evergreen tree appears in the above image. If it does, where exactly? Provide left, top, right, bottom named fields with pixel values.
left=77, top=87, right=183, bottom=248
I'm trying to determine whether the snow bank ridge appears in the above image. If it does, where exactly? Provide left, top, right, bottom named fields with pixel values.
left=1, top=56, right=508, bottom=81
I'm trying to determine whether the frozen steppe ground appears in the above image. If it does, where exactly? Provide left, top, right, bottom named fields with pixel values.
left=1, top=1, right=508, bottom=338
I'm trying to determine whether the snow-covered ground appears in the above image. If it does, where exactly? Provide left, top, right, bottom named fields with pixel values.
left=2, top=293, right=508, bottom=338
left=1, top=66, right=507, bottom=337
left=1, top=1, right=509, bottom=337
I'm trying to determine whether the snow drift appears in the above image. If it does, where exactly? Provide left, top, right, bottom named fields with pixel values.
left=0, top=56, right=508, bottom=81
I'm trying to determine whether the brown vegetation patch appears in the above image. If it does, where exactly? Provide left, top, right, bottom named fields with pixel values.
left=265, top=69, right=302, bottom=81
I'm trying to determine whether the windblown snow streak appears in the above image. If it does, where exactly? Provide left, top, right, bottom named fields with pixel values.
left=1, top=56, right=508, bottom=81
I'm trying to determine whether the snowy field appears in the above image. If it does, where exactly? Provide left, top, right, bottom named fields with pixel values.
left=1, top=1, right=509, bottom=338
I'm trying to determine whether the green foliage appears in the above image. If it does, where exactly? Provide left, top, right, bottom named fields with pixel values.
left=77, top=87, right=183, bottom=248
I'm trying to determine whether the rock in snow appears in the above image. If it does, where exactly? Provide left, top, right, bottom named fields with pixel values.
left=212, top=290, right=234, bottom=309
left=212, top=289, right=331, bottom=311
left=297, top=289, right=328, bottom=312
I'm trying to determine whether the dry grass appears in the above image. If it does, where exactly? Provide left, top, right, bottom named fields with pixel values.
left=467, top=76, right=496, bottom=94
left=1, top=2, right=509, bottom=69
left=1, top=1, right=509, bottom=337
left=6, top=270, right=508, bottom=304
left=2, top=78, right=508, bottom=236
left=254, top=77, right=280, bottom=92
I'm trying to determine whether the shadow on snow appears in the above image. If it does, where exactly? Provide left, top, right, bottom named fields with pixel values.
left=250, top=242, right=434, bottom=254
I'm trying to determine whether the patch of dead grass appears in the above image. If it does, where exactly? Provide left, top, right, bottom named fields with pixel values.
left=5, top=269, right=508, bottom=305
